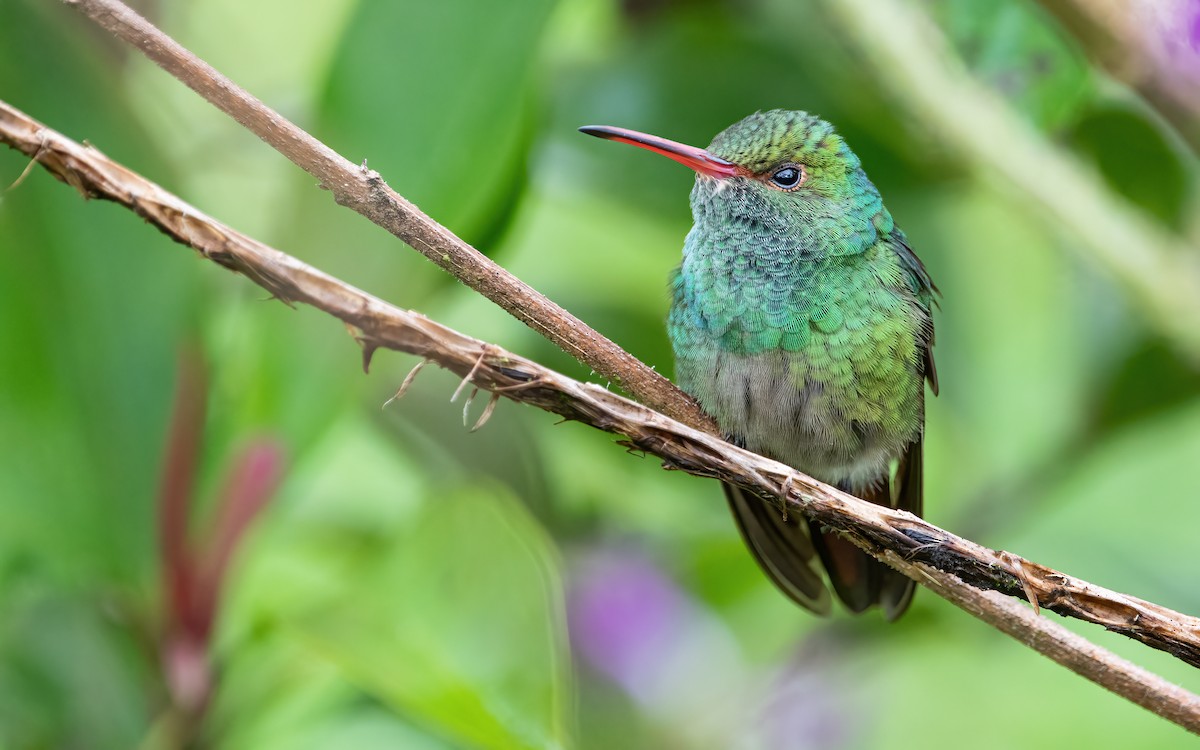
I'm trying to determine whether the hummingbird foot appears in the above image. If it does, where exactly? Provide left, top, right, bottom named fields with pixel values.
left=777, top=474, right=796, bottom=523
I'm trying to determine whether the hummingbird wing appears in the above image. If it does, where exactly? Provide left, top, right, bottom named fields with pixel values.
left=809, top=233, right=936, bottom=619
left=724, top=482, right=832, bottom=615
left=880, top=235, right=936, bottom=619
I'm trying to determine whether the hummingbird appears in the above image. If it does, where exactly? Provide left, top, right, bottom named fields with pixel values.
left=580, top=110, right=937, bottom=620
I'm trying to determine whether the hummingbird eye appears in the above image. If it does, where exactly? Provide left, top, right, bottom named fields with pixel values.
left=769, top=165, right=804, bottom=191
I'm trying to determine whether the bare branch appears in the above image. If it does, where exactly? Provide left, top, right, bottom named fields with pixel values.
left=3, top=99, right=1199, bottom=734
left=57, top=0, right=713, bottom=432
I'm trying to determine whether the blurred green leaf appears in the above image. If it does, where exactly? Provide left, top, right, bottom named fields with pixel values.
left=319, top=0, right=555, bottom=245
left=1067, top=104, right=1191, bottom=229
left=1089, top=337, right=1200, bottom=432
left=876, top=591, right=1195, bottom=748
left=0, top=0, right=188, bottom=587
left=1007, top=397, right=1200, bottom=614
left=293, top=484, right=571, bottom=750
left=929, top=0, right=1093, bottom=129
left=903, top=185, right=1099, bottom=504
left=4, top=0, right=1200, bottom=747
left=0, top=590, right=149, bottom=750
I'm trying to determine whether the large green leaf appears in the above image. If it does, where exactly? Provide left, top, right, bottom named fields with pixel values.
left=210, top=415, right=571, bottom=749
left=295, top=484, right=572, bottom=750
left=0, top=0, right=185, bottom=588
left=263, top=0, right=558, bottom=321
left=317, top=0, right=555, bottom=244
left=1006, top=397, right=1200, bottom=614
left=1068, top=104, right=1191, bottom=230
left=929, top=0, right=1093, bottom=129
left=873, top=591, right=1195, bottom=749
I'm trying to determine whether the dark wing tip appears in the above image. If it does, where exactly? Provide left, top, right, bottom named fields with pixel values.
left=724, top=483, right=832, bottom=616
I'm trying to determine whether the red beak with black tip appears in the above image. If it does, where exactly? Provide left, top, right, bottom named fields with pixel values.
left=579, top=125, right=747, bottom=179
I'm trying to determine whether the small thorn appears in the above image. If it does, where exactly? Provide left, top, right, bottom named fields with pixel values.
left=470, top=393, right=501, bottom=432
left=462, top=387, right=478, bottom=426
left=383, top=359, right=427, bottom=408
left=343, top=323, right=374, bottom=372
left=361, top=344, right=378, bottom=374
left=451, top=348, right=487, bottom=403
left=360, top=158, right=369, bottom=170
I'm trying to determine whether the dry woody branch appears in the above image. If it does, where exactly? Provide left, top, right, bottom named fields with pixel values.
left=59, top=0, right=713, bottom=433
left=4, top=97, right=1199, bottom=734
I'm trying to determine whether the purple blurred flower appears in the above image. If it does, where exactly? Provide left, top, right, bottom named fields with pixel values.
left=568, top=546, right=873, bottom=750
left=568, top=549, right=692, bottom=701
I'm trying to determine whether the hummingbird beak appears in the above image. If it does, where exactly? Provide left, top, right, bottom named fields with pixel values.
left=578, top=125, right=746, bottom=179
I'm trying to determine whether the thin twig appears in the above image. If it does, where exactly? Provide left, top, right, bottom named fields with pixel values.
left=59, top=0, right=713, bottom=432
left=3, top=99, right=1198, bottom=733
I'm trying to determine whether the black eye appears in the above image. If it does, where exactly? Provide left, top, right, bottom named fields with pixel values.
left=770, top=165, right=803, bottom=190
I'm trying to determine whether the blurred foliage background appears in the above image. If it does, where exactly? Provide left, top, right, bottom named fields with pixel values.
left=2, top=0, right=1200, bottom=747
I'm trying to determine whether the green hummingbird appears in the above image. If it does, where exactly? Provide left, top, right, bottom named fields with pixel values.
left=581, top=110, right=937, bottom=619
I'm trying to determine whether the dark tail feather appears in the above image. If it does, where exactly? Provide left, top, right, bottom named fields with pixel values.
left=879, top=437, right=924, bottom=621
left=807, top=481, right=889, bottom=614
left=724, top=483, right=832, bottom=616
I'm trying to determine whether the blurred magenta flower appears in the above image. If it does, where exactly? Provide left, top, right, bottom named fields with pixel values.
left=567, top=547, right=868, bottom=749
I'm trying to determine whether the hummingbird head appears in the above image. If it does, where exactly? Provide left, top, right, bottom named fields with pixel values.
left=580, top=110, right=885, bottom=255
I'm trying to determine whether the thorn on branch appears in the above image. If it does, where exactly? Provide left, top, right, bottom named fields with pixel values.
left=342, top=322, right=376, bottom=372
left=383, top=358, right=428, bottom=408
left=360, top=343, right=377, bottom=373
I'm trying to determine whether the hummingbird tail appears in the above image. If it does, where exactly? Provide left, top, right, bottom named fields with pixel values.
left=723, top=483, right=832, bottom=616
left=807, top=481, right=888, bottom=615
left=806, top=437, right=924, bottom=620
